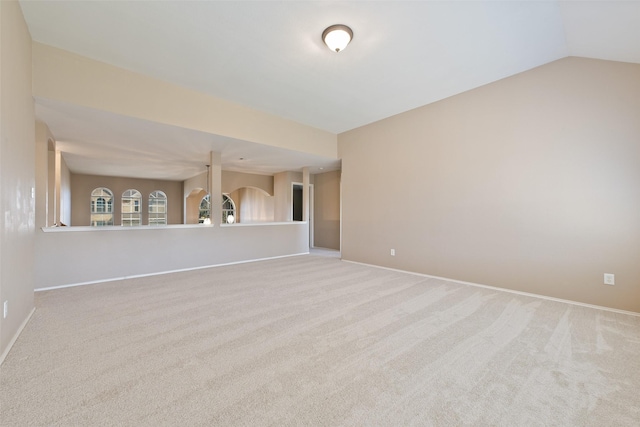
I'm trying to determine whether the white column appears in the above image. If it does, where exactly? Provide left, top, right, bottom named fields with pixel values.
left=210, top=151, right=222, bottom=226
left=302, top=167, right=310, bottom=222
left=55, top=149, right=62, bottom=225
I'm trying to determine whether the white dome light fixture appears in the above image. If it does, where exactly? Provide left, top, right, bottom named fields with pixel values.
left=322, top=24, right=353, bottom=53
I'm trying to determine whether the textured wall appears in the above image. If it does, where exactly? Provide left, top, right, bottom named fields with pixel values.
left=0, top=0, right=36, bottom=357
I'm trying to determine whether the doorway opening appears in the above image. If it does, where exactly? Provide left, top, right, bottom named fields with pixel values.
left=292, top=182, right=314, bottom=248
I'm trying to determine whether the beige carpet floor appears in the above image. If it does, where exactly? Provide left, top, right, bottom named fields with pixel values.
left=1, top=255, right=639, bottom=426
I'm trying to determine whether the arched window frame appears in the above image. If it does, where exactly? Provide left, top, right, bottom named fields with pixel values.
left=222, top=194, right=236, bottom=224
left=90, top=187, right=114, bottom=226
left=199, top=194, right=211, bottom=224
left=121, top=189, right=142, bottom=226
left=198, top=194, right=236, bottom=224
left=149, top=190, right=168, bottom=226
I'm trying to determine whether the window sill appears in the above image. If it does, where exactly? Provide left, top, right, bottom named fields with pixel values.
left=40, top=222, right=307, bottom=232
left=41, top=224, right=214, bottom=232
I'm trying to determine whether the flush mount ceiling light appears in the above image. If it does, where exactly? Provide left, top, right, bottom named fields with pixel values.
left=322, top=24, right=353, bottom=52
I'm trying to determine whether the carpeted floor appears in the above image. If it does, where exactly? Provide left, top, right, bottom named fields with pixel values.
left=1, top=255, right=639, bottom=426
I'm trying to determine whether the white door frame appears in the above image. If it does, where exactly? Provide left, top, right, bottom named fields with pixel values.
left=292, top=182, right=314, bottom=248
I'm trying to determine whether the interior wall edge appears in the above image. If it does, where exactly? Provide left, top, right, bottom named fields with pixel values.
left=0, top=307, right=35, bottom=367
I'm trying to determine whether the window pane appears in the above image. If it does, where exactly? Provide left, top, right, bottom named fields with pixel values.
left=91, top=188, right=114, bottom=226
left=148, top=191, right=167, bottom=225
left=122, top=189, right=142, bottom=226
left=223, top=195, right=236, bottom=224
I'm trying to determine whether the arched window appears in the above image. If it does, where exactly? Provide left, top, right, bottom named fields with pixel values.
left=121, top=189, right=142, bottom=226
left=198, top=194, right=236, bottom=224
left=90, top=187, right=114, bottom=226
left=149, top=190, right=167, bottom=226
left=223, top=194, right=236, bottom=224
left=199, top=194, right=211, bottom=224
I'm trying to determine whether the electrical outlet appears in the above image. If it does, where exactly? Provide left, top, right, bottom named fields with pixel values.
left=390, top=249, right=395, bottom=256
left=604, top=273, right=615, bottom=286
left=3, top=301, right=7, bottom=319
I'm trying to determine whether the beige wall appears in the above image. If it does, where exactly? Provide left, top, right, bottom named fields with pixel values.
left=70, top=174, right=184, bottom=226
left=339, top=57, right=640, bottom=313
left=235, top=187, right=275, bottom=223
left=0, top=0, right=35, bottom=358
left=184, top=170, right=275, bottom=224
left=313, top=170, right=341, bottom=250
left=183, top=173, right=207, bottom=224
left=185, top=189, right=208, bottom=224
left=223, top=170, right=273, bottom=195
left=223, top=170, right=275, bottom=224
left=274, top=171, right=305, bottom=222
left=37, top=133, right=72, bottom=228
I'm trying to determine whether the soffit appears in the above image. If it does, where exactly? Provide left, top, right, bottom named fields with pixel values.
left=19, top=1, right=640, bottom=179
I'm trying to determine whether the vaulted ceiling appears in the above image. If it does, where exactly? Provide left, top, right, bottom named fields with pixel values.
left=19, top=1, right=640, bottom=179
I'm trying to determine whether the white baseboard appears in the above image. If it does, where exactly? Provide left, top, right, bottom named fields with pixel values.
left=35, top=252, right=310, bottom=292
left=342, top=259, right=640, bottom=317
left=0, top=307, right=36, bottom=366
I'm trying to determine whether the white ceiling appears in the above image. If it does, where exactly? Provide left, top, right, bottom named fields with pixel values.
left=19, top=1, right=640, bottom=180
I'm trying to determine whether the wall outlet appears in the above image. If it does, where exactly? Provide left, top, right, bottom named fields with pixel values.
left=604, top=273, right=615, bottom=286
left=3, top=301, right=7, bottom=319
left=390, top=249, right=395, bottom=256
